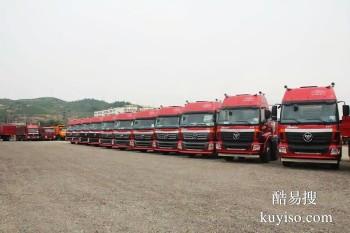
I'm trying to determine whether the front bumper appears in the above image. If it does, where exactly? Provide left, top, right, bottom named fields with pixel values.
left=281, top=157, right=338, bottom=164
left=99, top=138, right=113, bottom=147
left=218, top=153, right=260, bottom=158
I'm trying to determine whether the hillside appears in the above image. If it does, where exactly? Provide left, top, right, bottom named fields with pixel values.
left=0, top=97, right=135, bottom=125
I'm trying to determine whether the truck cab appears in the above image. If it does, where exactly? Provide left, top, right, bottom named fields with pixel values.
left=99, top=115, right=116, bottom=148
left=66, top=119, right=78, bottom=143
left=154, top=106, right=183, bottom=153
left=216, top=94, right=275, bottom=162
left=272, top=84, right=349, bottom=169
left=88, top=117, right=103, bottom=145
left=26, top=124, right=40, bottom=140
left=178, top=101, right=221, bottom=156
left=340, top=115, right=350, bottom=144
left=112, top=112, right=135, bottom=150
left=0, top=124, right=17, bottom=141
left=79, top=118, right=91, bottom=145
left=132, top=109, right=159, bottom=152
left=40, top=127, right=56, bottom=140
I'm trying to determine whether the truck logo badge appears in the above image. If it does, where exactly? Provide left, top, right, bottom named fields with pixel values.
left=232, top=132, right=240, bottom=140
left=303, top=132, right=313, bottom=143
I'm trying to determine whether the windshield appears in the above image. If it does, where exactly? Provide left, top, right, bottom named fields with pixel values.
left=44, top=128, right=55, bottom=133
left=114, top=120, right=133, bottom=130
left=180, top=113, right=215, bottom=127
left=280, top=103, right=338, bottom=124
left=218, top=108, right=260, bottom=125
left=102, top=122, right=114, bottom=130
left=133, top=119, right=155, bottom=129
left=90, top=123, right=102, bottom=130
left=156, top=116, right=180, bottom=128
left=28, top=128, right=38, bottom=133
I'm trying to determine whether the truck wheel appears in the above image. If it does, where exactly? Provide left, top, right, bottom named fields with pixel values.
left=260, top=142, right=272, bottom=163
left=224, top=157, right=234, bottom=162
left=330, top=161, right=340, bottom=170
left=209, top=152, right=219, bottom=159
left=282, top=162, right=291, bottom=167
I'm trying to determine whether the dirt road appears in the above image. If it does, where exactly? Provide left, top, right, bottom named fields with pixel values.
left=0, top=142, right=349, bottom=233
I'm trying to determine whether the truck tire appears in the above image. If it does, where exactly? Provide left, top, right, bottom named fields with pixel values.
left=282, top=161, right=292, bottom=167
left=270, top=137, right=278, bottom=161
left=260, top=142, right=272, bottom=163
left=330, top=161, right=340, bottom=170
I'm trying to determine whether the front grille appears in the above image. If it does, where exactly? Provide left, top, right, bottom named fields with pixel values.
left=89, top=138, right=99, bottom=143
left=157, top=141, right=178, bottom=149
left=115, top=134, right=130, bottom=139
left=156, top=133, right=178, bottom=140
left=183, top=142, right=208, bottom=150
left=286, top=132, right=332, bottom=153
left=80, top=138, right=88, bottom=142
left=135, top=140, right=152, bottom=147
left=221, top=132, right=254, bottom=150
left=221, top=132, right=254, bottom=142
left=222, top=142, right=251, bottom=150
left=183, top=132, right=208, bottom=141
left=114, top=140, right=130, bottom=146
left=134, top=134, right=153, bottom=140
left=100, top=139, right=112, bottom=144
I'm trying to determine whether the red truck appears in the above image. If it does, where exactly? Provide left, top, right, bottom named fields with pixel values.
left=154, top=106, right=183, bottom=153
left=132, top=109, right=159, bottom=152
left=88, top=116, right=103, bottom=146
left=216, top=94, right=276, bottom=162
left=78, top=118, right=91, bottom=145
left=178, top=101, right=221, bottom=157
left=272, top=84, right=349, bottom=169
left=0, top=124, right=17, bottom=141
left=66, top=119, right=76, bottom=143
left=15, top=125, right=26, bottom=141
left=40, top=126, right=56, bottom=140
left=112, top=112, right=135, bottom=150
left=26, top=124, right=40, bottom=140
left=99, top=115, right=117, bottom=148
left=340, top=115, right=350, bottom=158
left=340, top=116, right=350, bottom=143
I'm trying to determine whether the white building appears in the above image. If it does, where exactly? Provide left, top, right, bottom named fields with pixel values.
left=94, top=105, right=148, bottom=117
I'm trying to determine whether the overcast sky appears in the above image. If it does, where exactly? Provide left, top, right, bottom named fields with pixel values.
left=0, top=0, right=349, bottom=106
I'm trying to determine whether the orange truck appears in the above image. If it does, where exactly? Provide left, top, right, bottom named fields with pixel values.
left=54, top=125, right=66, bottom=140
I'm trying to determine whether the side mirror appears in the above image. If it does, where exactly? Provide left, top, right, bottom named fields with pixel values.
left=343, top=105, right=350, bottom=116
left=271, top=105, right=278, bottom=121
left=265, top=109, right=271, bottom=119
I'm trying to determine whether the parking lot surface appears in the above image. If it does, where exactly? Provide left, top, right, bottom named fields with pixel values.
left=0, top=142, right=349, bottom=233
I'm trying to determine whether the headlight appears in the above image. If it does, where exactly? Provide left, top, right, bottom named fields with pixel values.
left=279, top=146, right=287, bottom=154
left=330, top=147, right=340, bottom=155
left=177, top=142, right=183, bottom=150
left=208, top=143, right=214, bottom=151
left=252, top=144, right=261, bottom=151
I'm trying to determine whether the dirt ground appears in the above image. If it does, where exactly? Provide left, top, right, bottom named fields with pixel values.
left=0, top=142, right=349, bottom=233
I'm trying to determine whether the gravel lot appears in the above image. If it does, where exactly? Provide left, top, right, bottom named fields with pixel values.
left=0, top=142, right=349, bottom=233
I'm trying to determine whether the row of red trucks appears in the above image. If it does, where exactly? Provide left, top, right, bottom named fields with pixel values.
left=0, top=124, right=58, bottom=141
left=66, top=84, right=350, bottom=169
